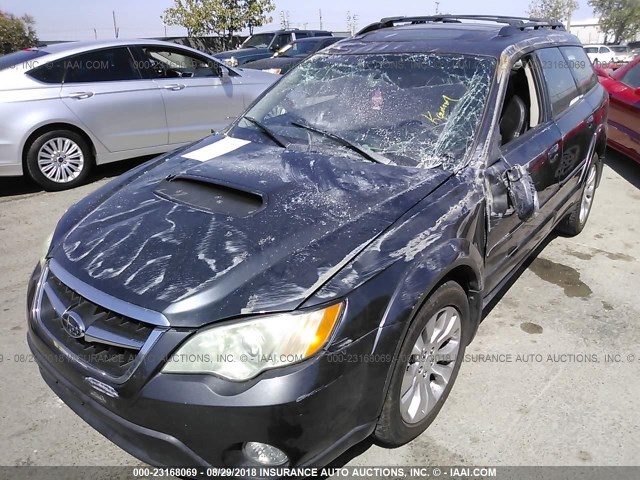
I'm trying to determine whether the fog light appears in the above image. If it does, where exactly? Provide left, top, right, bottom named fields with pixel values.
left=243, top=442, right=288, bottom=465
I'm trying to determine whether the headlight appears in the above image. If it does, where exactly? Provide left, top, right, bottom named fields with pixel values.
left=223, top=56, right=238, bottom=67
left=263, top=68, right=282, bottom=74
left=162, top=302, right=343, bottom=381
left=40, top=232, right=53, bottom=267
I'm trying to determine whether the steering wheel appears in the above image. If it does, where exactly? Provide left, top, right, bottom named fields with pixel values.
left=166, top=68, right=184, bottom=78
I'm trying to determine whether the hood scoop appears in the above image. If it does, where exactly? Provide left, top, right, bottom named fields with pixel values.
left=154, top=174, right=265, bottom=217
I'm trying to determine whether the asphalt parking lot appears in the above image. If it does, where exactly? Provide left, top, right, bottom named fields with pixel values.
left=0, top=149, right=638, bottom=472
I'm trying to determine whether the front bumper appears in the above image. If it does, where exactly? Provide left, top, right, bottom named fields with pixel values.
left=26, top=264, right=393, bottom=472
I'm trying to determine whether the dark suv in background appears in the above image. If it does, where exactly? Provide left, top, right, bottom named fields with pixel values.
left=243, top=36, right=342, bottom=74
left=216, top=29, right=333, bottom=67
left=28, top=15, right=606, bottom=473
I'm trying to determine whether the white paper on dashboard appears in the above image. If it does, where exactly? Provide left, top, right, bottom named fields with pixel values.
left=182, top=137, right=251, bottom=162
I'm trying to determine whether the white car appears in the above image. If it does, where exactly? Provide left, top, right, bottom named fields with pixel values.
left=0, top=39, right=278, bottom=190
left=584, top=44, right=631, bottom=65
left=608, top=45, right=635, bottom=63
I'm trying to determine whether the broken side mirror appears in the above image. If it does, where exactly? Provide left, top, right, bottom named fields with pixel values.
left=503, top=164, right=539, bottom=221
left=486, top=159, right=539, bottom=221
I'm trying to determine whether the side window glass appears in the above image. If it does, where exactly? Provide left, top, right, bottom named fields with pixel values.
left=599, top=47, right=608, bottom=54
left=499, top=55, right=544, bottom=146
left=560, top=46, right=598, bottom=95
left=28, top=59, right=66, bottom=84
left=137, top=47, right=220, bottom=79
left=274, top=34, right=291, bottom=49
left=537, top=47, right=580, bottom=117
left=620, top=63, right=640, bottom=88
left=64, top=48, right=139, bottom=83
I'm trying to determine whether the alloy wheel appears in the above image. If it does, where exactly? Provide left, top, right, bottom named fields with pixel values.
left=400, top=306, right=462, bottom=424
left=37, top=137, right=85, bottom=183
left=579, top=163, right=597, bottom=225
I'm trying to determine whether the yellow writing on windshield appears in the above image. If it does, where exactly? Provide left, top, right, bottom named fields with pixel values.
left=422, top=95, right=460, bottom=125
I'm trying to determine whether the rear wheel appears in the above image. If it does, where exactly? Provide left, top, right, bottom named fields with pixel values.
left=25, top=129, right=93, bottom=191
left=374, top=281, right=470, bottom=447
left=557, top=155, right=599, bottom=236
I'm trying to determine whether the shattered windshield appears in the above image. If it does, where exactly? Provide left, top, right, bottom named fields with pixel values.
left=235, top=53, right=496, bottom=169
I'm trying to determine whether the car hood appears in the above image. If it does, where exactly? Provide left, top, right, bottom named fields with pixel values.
left=51, top=136, right=450, bottom=327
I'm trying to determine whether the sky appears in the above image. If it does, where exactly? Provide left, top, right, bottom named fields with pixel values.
left=1, top=0, right=598, bottom=41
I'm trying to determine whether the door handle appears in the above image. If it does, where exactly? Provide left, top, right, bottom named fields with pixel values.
left=68, top=92, right=94, bottom=99
left=548, top=142, right=560, bottom=162
left=161, top=84, right=186, bottom=91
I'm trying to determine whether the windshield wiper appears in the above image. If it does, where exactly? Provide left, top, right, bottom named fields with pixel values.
left=242, top=116, right=289, bottom=148
left=290, top=120, right=391, bottom=165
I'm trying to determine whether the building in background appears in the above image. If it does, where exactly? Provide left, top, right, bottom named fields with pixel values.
left=571, top=18, right=640, bottom=45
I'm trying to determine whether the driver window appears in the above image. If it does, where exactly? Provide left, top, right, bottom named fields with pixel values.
left=499, top=54, right=543, bottom=147
left=273, top=34, right=292, bottom=50
left=138, top=47, right=221, bottom=79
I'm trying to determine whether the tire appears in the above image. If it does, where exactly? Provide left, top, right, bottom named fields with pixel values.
left=556, top=154, right=599, bottom=236
left=374, top=281, right=470, bottom=447
left=25, top=129, right=93, bottom=191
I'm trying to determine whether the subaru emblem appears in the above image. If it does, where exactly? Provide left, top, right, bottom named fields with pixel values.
left=61, top=308, right=85, bottom=339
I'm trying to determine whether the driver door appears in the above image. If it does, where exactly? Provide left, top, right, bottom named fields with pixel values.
left=133, top=45, right=245, bottom=144
left=484, top=54, right=562, bottom=294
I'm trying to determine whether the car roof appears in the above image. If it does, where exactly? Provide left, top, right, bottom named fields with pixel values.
left=325, top=19, right=581, bottom=58
left=254, top=29, right=331, bottom=35
left=292, top=36, right=337, bottom=44
left=30, top=39, right=208, bottom=59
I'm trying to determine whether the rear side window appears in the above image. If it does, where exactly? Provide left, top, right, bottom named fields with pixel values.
left=28, top=59, right=66, bottom=83
left=63, top=47, right=140, bottom=83
left=0, top=49, right=48, bottom=71
left=560, top=46, right=598, bottom=95
left=537, top=47, right=580, bottom=117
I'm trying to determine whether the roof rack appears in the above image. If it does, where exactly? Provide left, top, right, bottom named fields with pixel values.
left=356, top=15, right=566, bottom=37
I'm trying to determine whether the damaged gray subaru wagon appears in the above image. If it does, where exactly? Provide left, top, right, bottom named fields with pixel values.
left=28, top=15, right=607, bottom=471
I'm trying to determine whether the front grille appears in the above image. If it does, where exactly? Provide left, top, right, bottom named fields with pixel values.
left=37, top=268, right=157, bottom=378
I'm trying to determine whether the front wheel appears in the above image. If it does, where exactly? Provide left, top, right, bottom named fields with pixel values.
left=374, top=281, right=470, bottom=447
left=556, top=155, right=599, bottom=236
left=25, top=129, right=93, bottom=191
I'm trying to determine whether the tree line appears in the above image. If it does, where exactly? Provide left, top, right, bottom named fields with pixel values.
left=528, top=0, right=640, bottom=44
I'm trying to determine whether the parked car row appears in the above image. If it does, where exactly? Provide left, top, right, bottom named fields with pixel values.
left=216, top=29, right=334, bottom=67
left=242, top=36, right=342, bottom=74
left=0, top=30, right=349, bottom=191
left=584, top=44, right=636, bottom=65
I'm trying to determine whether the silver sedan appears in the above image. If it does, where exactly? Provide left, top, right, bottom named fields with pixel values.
left=0, top=39, right=278, bottom=190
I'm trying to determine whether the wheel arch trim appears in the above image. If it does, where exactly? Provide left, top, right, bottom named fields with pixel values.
left=21, top=121, right=103, bottom=170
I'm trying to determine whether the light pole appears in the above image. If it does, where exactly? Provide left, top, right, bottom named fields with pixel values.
left=160, top=15, right=167, bottom=37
